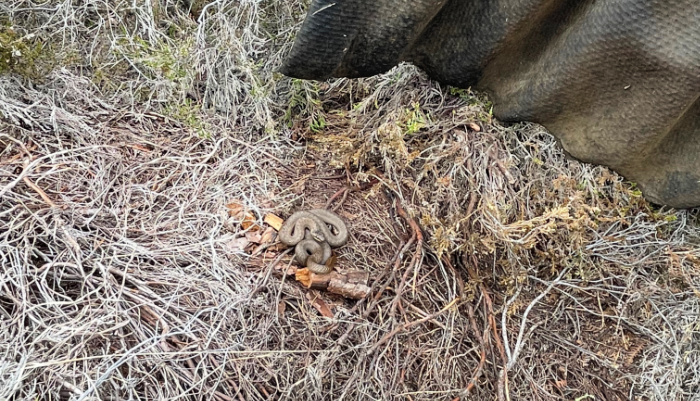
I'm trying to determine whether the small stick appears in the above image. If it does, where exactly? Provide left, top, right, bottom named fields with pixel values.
left=324, top=178, right=379, bottom=210
left=325, top=187, right=348, bottom=209
left=23, top=176, right=57, bottom=207
left=295, top=269, right=370, bottom=299
left=465, top=192, right=478, bottom=219
left=348, top=237, right=405, bottom=318
left=360, top=238, right=413, bottom=319
left=389, top=198, right=424, bottom=316
left=368, top=297, right=460, bottom=353
left=465, top=304, right=488, bottom=393
left=441, top=256, right=465, bottom=298
left=250, top=248, right=293, bottom=298
left=467, top=255, right=509, bottom=401
left=208, top=356, right=246, bottom=401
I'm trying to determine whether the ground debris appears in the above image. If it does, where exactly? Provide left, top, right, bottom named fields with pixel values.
left=264, top=213, right=284, bottom=230
left=295, top=268, right=370, bottom=299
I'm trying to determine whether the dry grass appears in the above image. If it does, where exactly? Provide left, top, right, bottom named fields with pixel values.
left=1, top=1, right=699, bottom=400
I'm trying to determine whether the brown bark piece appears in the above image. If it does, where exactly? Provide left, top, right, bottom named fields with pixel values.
left=467, top=122, right=481, bottom=132
left=226, top=202, right=244, bottom=216
left=306, top=292, right=334, bottom=317
left=248, top=227, right=280, bottom=255
left=245, top=230, right=263, bottom=244
left=239, top=213, right=259, bottom=230
left=264, top=213, right=284, bottom=231
left=259, top=226, right=277, bottom=244
left=225, top=237, right=250, bottom=252
left=328, top=271, right=371, bottom=299
left=295, top=269, right=370, bottom=299
left=226, top=201, right=261, bottom=231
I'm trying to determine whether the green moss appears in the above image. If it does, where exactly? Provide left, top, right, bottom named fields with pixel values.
left=116, top=35, right=193, bottom=85
left=309, top=114, right=326, bottom=133
left=448, top=86, right=471, bottom=100
left=284, top=78, right=325, bottom=132
left=165, top=98, right=210, bottom=138
left=0, top=26, right=54, bottom=79
left=447, top=86, right=493, bottom=123
left=401, top=102, right=427, bottom=134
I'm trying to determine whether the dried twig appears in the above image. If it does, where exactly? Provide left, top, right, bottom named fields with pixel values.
left=368, top=297, right=460, bottom=353
left=465, top=303, right=488, bottom=393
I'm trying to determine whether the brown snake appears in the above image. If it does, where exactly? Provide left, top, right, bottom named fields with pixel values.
left=278, top=209, right=348, bottom=274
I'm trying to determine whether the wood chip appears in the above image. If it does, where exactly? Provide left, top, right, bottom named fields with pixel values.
left=295, top=269, right=370, bottom=299
left=245, top=230, right=263, bottom=244
left=306, top=292, right=334, bottom=318
left=266, top=243, right=288, bottom=252
left=225, top=237, right=250, bottom=252
left=264, top=213, right=284, bottom=231
left=277, top=263, right=298, bottom=276
left=240, top=213, right=259, bottom=230
left=277, top=301, right=286, bottom=316
left=226, top=201, right=261, bottom=230
left=226, top=201, right=244, bottom=216
left=467, top=122, right=481, bottom=132
left=260, top=226, right=277, bottom=244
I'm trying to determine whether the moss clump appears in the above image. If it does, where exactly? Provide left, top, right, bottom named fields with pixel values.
left=164, top=98, right=211, bottom=138
left=0, top=26, right=53, bottom=79
left=284, top=78, right=326, bottom=133
left=113, top=35, right=195, bottom=95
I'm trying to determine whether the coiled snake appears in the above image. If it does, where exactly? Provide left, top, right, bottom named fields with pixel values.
left=278, top=209, right=348, bottom=274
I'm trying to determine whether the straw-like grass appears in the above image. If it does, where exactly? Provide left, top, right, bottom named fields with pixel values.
left=1, top=1, right=699, bottom=400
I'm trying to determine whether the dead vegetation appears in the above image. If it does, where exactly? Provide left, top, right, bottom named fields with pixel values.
left=1, top=1, right=699, bottom=400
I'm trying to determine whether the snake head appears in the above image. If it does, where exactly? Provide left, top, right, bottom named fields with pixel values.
left=309, top=227, right=326, bottom=243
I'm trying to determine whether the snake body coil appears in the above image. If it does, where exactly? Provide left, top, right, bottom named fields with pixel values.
left=279, top=209, right=348, bottom=274
left=295, top=237, right=333, bottom=274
